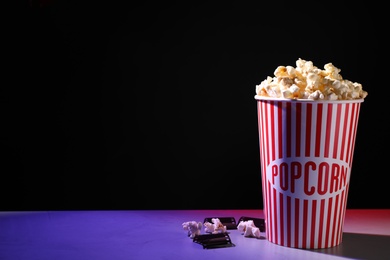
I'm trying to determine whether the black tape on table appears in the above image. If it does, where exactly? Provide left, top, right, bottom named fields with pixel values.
left=193, top=233, right=235, bottom=249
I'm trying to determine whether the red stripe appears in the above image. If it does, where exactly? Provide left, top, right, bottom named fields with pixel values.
left=286, top=102, right=292, bottom=158
left=295, top=103, right=302, bottom=157
left=346, top=104, right=355, bottom=164
left=278, top=102, right=283, bottom=159
left=340, top=184, right=350, bottom=244
left=257, top=101, right=266, bottom=240
left=273, top=187, right=278, bottom=244
left=332, top=104, right=342, bottom=159
left=264, top=101, right=270, bottom=165
left=270, top=101, right=276, bottom=162
left=258, top=102, right=263, bottom=196
left=267, top=180, right=273, bottom=242
left=348, top=103, right=360, bottom=166
left=324, top=103, right=333, bottom=158
left=325, top=197, right=333, bottom=248
left=257, top=101, right=262, bottom=168
left=262, top=170, right=268, bottom=232
left=336, top=190, right=346, bottom=245
left=302, top=200, right=308, bottom=248
left=331, top=194, right=340, bottom=246
left=287, top=196, right=292, bottom=247
left=294, top=198, right=300, bottom=247
left=340, top=104, right=350, bottom=161
left=318, top=199, right=325, bottom=248
left=279, top=192, right=284, bottom=246
left=315, top=104, right=323, bottom=157
left=259, top=101, right=268, bottom=222
left=305, top=104, right=312, bottom=157
left=310, top=200, right=317, bottom=248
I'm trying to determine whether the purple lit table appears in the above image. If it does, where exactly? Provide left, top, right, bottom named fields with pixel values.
left=1, top=209, right=389, bottom=260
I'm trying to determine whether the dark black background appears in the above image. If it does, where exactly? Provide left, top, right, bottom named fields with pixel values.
left=1, top=1, right=387, bottom=210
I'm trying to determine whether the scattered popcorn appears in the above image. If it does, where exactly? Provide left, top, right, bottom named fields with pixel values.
left=255, top=58, right=368, bottom=100
left=237, top=220, right=261, bottom=238
left=204, top=218, right=227, bottom=234
left=182, top=221, right=203, bottom=238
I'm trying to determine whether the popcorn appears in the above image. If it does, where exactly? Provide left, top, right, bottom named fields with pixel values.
left=237, top=220, right=261, bottom=238
left=255, top=58, right=368, bottom=100
left=182, top=221, right=203, bottom=238
left=204, top=218, right=227, bottom=234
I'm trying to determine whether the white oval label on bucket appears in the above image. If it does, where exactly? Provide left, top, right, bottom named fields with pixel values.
left=265, top=157, right=351, bottom=200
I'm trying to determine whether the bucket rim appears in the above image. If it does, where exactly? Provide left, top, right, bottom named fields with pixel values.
left=254, top=95, right=364, bottom=103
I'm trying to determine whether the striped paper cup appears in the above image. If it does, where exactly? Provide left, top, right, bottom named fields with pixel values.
left=255, top=96, right=363, bottom=249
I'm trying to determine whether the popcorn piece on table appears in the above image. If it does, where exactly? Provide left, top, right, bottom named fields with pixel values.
left=237, top=220, right=261, bottom=238
left=182, top=221, right=203, bottom=238
left=204, top=218, right=227, bottom=234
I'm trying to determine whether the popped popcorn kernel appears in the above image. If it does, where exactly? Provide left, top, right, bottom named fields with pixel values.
left=204, top=218, right=227, bottom=234
left=182, top=221, right=203, bottom=238
left=237, top=220, right=262, bottom=239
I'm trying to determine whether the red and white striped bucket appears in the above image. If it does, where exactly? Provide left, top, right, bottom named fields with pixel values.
left=255, top=96, right=363, bottom=249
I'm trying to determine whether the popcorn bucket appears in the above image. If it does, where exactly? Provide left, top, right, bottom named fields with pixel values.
left=255, top=96, right=363, bottom=249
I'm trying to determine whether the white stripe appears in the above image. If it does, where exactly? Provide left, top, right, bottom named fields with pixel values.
left=276, top=191, right=281, bottom=245
left=291, top=103, right=297, bottom=157
left=300, top=103, right=307, bottom=158
left=306, top=201, right=312, bottom=247
left=274, top=102, right=280, bottom=161
left=290, top=198, right=296, bottom=247
left=319, top=200, right=326, bottom=248
left=266, top=102, right=272, bottom=165
left=270, top=187, right=276, bottom=243
left=327, top=199, right=334, bottom=248
left=282, top=194, right=288, bottom=246
left=313, top=200, right=321, bottom=248
left=310, top=103, right=317, bottom=157
left=348, top=105, right=358, bottom=165
left=298, top=199, right=304, bottom=248
left=328, top=104, right=336, bottom=158
left=344, top=105, right=353, bottom=163
left=337, top=104, right=346, bottom=160
left=319, top=104, right=328, bottom=158
left=333, top=198, right=341, bottom=246
left=281, top=102, right=288, bottom=158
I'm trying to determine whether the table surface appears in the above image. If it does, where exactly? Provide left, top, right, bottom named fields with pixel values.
left=0, top=209, right=389, bottom=260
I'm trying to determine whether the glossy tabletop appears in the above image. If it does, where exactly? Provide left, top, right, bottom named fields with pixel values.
left=0, top=209, right=389, bottom=260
